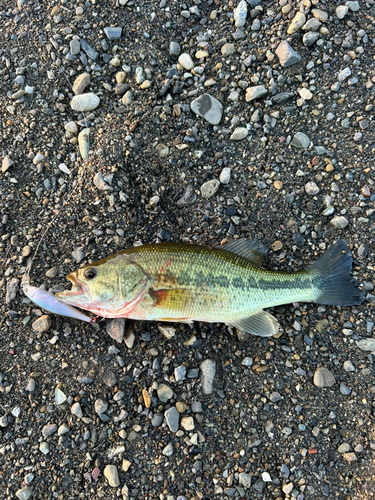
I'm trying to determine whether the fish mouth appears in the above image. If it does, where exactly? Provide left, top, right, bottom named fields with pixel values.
left=56, top=273, right=87, bottom=302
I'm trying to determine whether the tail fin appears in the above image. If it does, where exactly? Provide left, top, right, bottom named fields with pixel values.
left=308, top=240, right=365, bottom=306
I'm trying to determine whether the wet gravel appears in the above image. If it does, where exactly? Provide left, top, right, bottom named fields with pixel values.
left=1, top=0, right=375, bottom=499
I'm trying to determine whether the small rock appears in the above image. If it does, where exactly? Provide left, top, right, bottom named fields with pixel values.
left=78, top=128, right=91, bottom=160
left=72, top=248, right=85, bottom=263
left=6, top=278, right=19, bottom=303
left=165, top=406, right=179, bottom=432
left=313, top=367, right=336, bottom=387
left=124, top=329, right=135, bottom=348
left=356, top=338, right=375, bottom=352
left=71, top=402, right=83, bottom=418
left=340, top=383, right=351, bottom=395
left=291, top=132, right=310, bottom=149
left=104, top=465, right=120, bottom=487
left=178, top=53, right=194, bottom=70
left=338, top=443, right=351, bottom=453
left=94, top=398, right=108, bottom=415
left=230, top=127, right=248, bottom=141
left=245, top=85, right=267, bottom=102
left=200, top=359, right=216, bottom=394
left=233, top=0, right=247, bottom=28
left=155, top=144, right=169, bottom=158
left=104, top=27, right=122, bottom=40
left=336, top=5, right=349, bottom=19
left=343, top=452, right=357, bottom=462
left=122, top=90, right=133, bottom=105
left=181, top=416, right=195, bottom=431
left=305, top=182, right=319, bottom=195
left=15, top=487, right=33, bottom=500
left=94, top=172, right=112, bottom=191
left=55, top=387, right=67, bottom=405
left=42, top=424, right=57, bottom=438
left=220, top=167, right=231, bottom=185
left=343, top=360, right=355, bottom=372
left=287, top=12, right=306, bottom=34
left=346, top=1, right=360, bottom=11
left=2, top=156, right=14, bottom=173
left=72, top=73, right=90, bottom=95
left=201, top=179, right=220, bottom=199
left=158, top=325, right=176, bottom=339
left=176, top=185, right=197, bottom=208
left=157, top=383, right=173, bottom=402
left=221, top=43, right=236, bottom=56
left=275, top=41, right=301, bottom=68
left=338, top=67, right=351, bottom=83
left=64, top=121, right=78, bottom=134
left=239, top=472, right=252, bottom=489
left=169, top=41, right=181, bottom=57
left=303, top=32, right=320, bottom=47
left=282, top=483, right=294, bottom=495
left=174, top=365, right=186, bottom=381
left=330, top=216, right=348, bottom=229
left=70, top=93, right=100, bottom=112
left=32, top=315, right=52, bottom=333
left=191, top=94, right=223, bottom=125
left=39, top=442, right=50, bottom=455
left=162, top=442, right=174, bottom=456
left=106, top=319, right=125, bottom=343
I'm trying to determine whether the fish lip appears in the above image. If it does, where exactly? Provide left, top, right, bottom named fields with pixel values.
left=57, top=273, right=87, bottom=299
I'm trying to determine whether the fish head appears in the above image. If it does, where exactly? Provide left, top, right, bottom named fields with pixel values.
left=56, top=254, right=150, bottom=315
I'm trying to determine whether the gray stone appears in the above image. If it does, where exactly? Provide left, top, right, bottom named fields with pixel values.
left=312, top=8, right=328, bottom=22
left=71, top=402, right=83, bottom=418
left=174, top=365, right=186, bottom=381
left=152, top=413, right=163, bottom=427
left=338, top=443, right=351, bottom=453
left=72, top=248, right=85, bottom=263
left=356, top=338, right=375, bottom=352
left=106, top=318, right=125, bottom=343
left=15, top=487, right=33, bottom=500
left=346, top=1, right=360, bottom=11
left=313, top=367, right=336, bottom=387
left=78, top=128, right=91, bottom=160
left=64, top=121, right=78, bottom=133
left=104, top=27, right=122, bottom=40
left=192, top=401, right=202, bottom=413
left=169, top=41, right=181, bottom=56
left=291, top=132, right=310, bottom=149
left=330, top=216, right=348, bottom=229
left=79, top=39, right=98, bottom=60
left=340, top=383, right=351, bottom=395
left=303, top=32, right=320, bottom=47
left=230, top=127, right=248, bottom=141
left=72, top=73, right=90, bottom=95
left=287, top=12, right=306, bottom=34
left=305, top=182, right=319, bottom=195
left=233, top=0, right=247, bottom=28
left=0, top=415, right=8, bottom=427
left=71, top=93, right=100, bottom=112
left=303, top=18, right=321, bottom=31
left=245, top=85, right=267, bottom=102
left=55, top=388, right=67, bottom=405
left=2, top=156, right=14, bottom=173
left=200, top=359, right=216, bottom=394
left=201, top=179, right=220, bottom=199
left=6, top=277, right=19, bottom=303
left=336, top=5, right=349, bottom=19
left=275, top=41, right=301, bottom=68
left=343, top=360, right=355, bottom=372
left=39, top=442, right=50, bottom=455
left=220, top=167, right=231, bottom=185
left=165, top=407, right=179, bottom=432
left=162, top=442, right=174, bottom=456
left=239, top=472, right=252, bottom=489
left=157, top=383, right=173, bottom=402
left=122, top=90, right=133, bottom=105
left=94, top=172, right=112, bottom=191
left=338, top=67, right=351, bottom=82
left=178, top=53, right=194, bottom=70
left=176, top=185, right=197, bottom=208
left=104, top=465, right=120, bottom=487
left=58, top=423, right=70, bottom=436
left=221, top=43, right=236, bottom=56
left=95, top=398, right=108, bottom=415
left=102, top=370, right=117, bottom=388
left=70, top=39, right=80, bottom=55
left=42, top=424, right=57, bottom=438
left=191, top=94, right=223, bottom=125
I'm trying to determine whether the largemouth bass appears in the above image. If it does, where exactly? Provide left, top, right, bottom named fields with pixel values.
left=56, top=239, right=364, bottom=337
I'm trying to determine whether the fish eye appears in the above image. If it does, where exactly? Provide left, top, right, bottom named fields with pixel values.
left=84, top=268, right=97, bottom=280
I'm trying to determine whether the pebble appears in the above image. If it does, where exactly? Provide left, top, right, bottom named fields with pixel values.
left=230, top=127, right=248, bottom=141
left=338, top=443, right=351, bottom=453
left=313, top=367, right=336, bottom=388
left=104, top=465, right=120, bottom=487
left=164, top=407, right=179, bottom=432
left=275, top=41, right=301, bottom=68
left=221, top=43, right=235, bottom=56
left=6, top=278, right=19, bottom=304
left=178, top=53, right=194, bottom=70
left=174, top=365, right=186, bottom=381
left=338, top=67, right=351, bottom=83
left=343, top=452, right=357, bottom=462
left=72, top=248, right=85, bottom=263
left=347, top=1, right=360, bottom=11
left=157, top=383, right=173, bottom=402
left=305, top=182, right=319, bottom=195
left=336, top=5, right=349, bottom=19
left=94, top=172, right=112, bottom=191
left=330, top=216, right=349, bottom=229
left=32, top=315, right=52, bottom=333
left=200, top=359, right=216, bottom=395
left=104, top=27, right=122, bottom=40
left=58, top=423, right=70, bottom=436
left=26, top=378, right=35, bottom=392
left=72, top=73, right=90, bottom=95
left=64, top=121, right=78, bottom=134
left=78, top=128, right=91, bottom=160
left=201, top=179, right=220, bottom=200
left=124, top=329, right=135, bottom=348
left=94, top=398, right=108, bottom=415
left=220, top=167, right=231, bottom=185
left=169, top=41, right=180, bottom=57
left=282, top=483, right=294, bottom=495
left=70, top=39, right=80, bottom=55
left=2, top=156, right=14, bottom=173
left=340, top=383, right=351, bottom=395
left=70, top=93, right=100, bottom=112
left=39, top=442, right=50, bottom=455
left=343, top=360, right=355, bottom=372
left=245, top=85, right=267, bottom=102
left=238, top=472, right=252, bottom=489
left=158, top=325, right=176, bottom=339
left=287, top=12, right=306, bottom=34
left=42, top=424, right=57, bottom=438
left=106, top=318, right=125, bottom=343
left=291, top=132, right=310, bottom=149
left=190, top=94, right=223, bottom=125
left=55, top=387, right=67, bottom=405
left=233, top=0, right=247, bottom=28
left=356, top=338, right=375, bottom=352
left=303, top=32, right=320, bottom=47
left=180, top=416, right=194, bottom=431
left=71, top=402, right=83, bottom=418
left=15, top=487, right=33, bottom=500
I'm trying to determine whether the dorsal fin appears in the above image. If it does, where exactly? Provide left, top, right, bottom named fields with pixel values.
left=218, top=239, right=268, bottom=267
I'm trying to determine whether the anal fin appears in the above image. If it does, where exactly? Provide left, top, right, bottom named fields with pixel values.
left=230, top=310, right=280, bottom=337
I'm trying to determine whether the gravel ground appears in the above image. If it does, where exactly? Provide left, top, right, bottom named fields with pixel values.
left=1, top=0, right=375, bottom=499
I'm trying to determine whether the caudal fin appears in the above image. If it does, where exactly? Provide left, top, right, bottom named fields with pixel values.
left=308, top=240, right=365, bottom=306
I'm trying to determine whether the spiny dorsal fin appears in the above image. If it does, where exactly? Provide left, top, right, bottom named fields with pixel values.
left=219, top=239, right=268, bottom=267
left=230, top=310, right=280, bottom=337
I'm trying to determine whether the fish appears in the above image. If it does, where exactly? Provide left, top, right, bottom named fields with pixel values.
left=23, top=278, right=94, bottom=323
left=56, top=239, right=365, bottom=337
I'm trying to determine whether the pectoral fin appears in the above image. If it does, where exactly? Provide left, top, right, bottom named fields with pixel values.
left=230, top=310, right=280, bottom=337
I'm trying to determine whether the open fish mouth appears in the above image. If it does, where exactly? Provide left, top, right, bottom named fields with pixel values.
left=56, top=273, right=87, bottom=299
